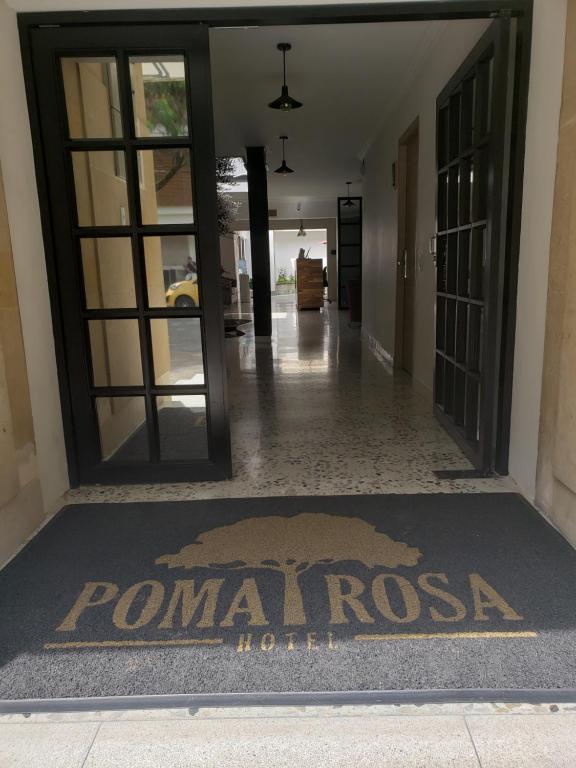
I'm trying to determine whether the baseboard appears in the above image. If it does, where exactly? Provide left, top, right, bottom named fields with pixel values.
left=362, top=330, right=435, bottom=402
left=362, top=328, right=393, bottom=370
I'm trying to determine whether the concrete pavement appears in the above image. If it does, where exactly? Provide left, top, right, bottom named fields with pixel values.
left=2, top=702, right=576, bottom=767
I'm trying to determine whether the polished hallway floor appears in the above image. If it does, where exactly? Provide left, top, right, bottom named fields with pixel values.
left=66, top=294, right=513, bottom=504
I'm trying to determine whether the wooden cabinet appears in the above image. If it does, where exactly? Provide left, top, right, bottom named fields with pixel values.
left=296, top=258, right=323, bottom=310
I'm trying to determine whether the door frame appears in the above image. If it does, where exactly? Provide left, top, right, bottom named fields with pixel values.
left=19, top=0, right=533, bottom=482
left=394, top=118, right=419, bottom=376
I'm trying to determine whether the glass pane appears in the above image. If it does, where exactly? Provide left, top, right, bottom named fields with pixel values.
left=340, top=265, right=361, bottom=282
left=340, top=245, right=361, bottom=267
left=96, top=396, right=148, bottom=462
left=145, top=235, right=199, bottom=308
left=151, top=318, right=204, bottom=386
left=72, top=151, right=129, bottom=227
left=339, top=224, right=361, bottom=246
left=130, top=56, right=188, bottom=138
left=81, top=238, right=136, bottom=309
left=156, top=394, right=208, bottom=461
left=62, top=57, right=122, bottom=139
left=138, top=149, right=194, bottom=225
left=88, top=319, right=143, bottom=386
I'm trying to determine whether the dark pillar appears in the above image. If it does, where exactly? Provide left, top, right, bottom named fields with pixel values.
left=245, top=146, right=272, bottom=338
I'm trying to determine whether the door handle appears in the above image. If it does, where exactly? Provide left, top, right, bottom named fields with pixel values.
left=403, top=250, right=408, bottom=280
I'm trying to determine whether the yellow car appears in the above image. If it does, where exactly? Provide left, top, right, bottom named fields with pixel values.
left=165, top=279, right=199, bottom=308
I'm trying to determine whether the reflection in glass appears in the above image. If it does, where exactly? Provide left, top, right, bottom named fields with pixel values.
left=156, top=395, right=208, bottom=461
left=130, top=56, right=188, bottom=138
left=151, top=318, right=204, bottom=386
left=138, top=149, right=194, bottom=225
left=88, top=319, right=143, bottom=386
left=72, top=151, right=129, bottom=227
left=62, top=57, right=122, bottom=140
left=96, top=396, right=148, bottom=462
left=339, top=266, right=361, bottom=307
left=81, top=238, right=136, bottom=309
left=145, top=235, right=199, bottom=308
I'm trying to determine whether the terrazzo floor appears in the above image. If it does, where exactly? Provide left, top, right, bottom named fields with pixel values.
left=65, top=294, right=515, bottom=505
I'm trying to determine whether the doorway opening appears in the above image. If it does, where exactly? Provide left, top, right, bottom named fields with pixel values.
left=208, top=13, right=523, bottom=487
left=19, top=2, right=531, bottom=490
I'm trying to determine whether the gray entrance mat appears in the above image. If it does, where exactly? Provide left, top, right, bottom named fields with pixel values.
left=1, top=494, right=575, bottom=701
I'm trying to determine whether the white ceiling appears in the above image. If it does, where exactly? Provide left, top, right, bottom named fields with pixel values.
left=210, top=21, right=445, bottom=205
left=6, top=0, right=484, bottom=209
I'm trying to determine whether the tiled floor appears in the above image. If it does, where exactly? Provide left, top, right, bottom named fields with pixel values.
left=65, top=295, right=514, bottom=505
left=2, top=703, right=576, bottom=767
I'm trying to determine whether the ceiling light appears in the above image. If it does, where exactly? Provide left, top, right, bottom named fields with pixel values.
left=268, top=43, right=303, bottom=111
left=343, top=181, right=356, bottom=207
left=297, top=219, right=307, bottom=237
left=274, top=136, right=294, bottom=175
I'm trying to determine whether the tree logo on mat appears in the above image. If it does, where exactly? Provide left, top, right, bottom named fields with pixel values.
left=50, top=513, right=533, bottom=653
left=156, top=513, right=422, bottom=626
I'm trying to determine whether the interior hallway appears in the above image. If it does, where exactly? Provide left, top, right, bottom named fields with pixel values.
left=66, top=295, right=513, bottom=505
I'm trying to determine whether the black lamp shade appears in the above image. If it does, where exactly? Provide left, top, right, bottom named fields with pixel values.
left=274, top=160, right=294, bottom=175
left=269, top=43, right=303, bottom=111
left=269, top=85, right=303, bottom=111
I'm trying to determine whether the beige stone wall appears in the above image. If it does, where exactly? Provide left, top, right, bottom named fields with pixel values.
left=0, top=166, right=45, bottom=567
left=536, top=0, right=576, bottom=546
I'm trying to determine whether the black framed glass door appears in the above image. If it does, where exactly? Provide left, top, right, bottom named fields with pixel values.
left=434, top=19, right=514, bottom=471
left=337, top=196, right=363, bottom=310
left=28, top=24, right=231, bottom=484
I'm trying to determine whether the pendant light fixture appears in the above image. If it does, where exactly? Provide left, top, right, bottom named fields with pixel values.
left=343, top=181, right=355, bottom=207
left=274, top=136, right=294, bottom=175
left=297, top=219, right=307, bottom=237
left=268, top=43, right=303, bottom=111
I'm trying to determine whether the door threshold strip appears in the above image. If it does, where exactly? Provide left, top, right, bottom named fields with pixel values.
left=2, top=688, right=576, bottom=716
left=433, top=469, right=495, bottom=480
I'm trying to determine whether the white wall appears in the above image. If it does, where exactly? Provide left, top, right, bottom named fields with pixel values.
left=508, top=0, right=567, bottom=500
left=0, top=0, right=69, bottom=516
left=232, top=193, right=337, bottom=221
left=361, top=19, right=490, bottom=395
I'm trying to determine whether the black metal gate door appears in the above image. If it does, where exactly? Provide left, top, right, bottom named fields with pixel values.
left=434, top=19, right=515, bottom=471
left=28, top=24, right=231, bottom=484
